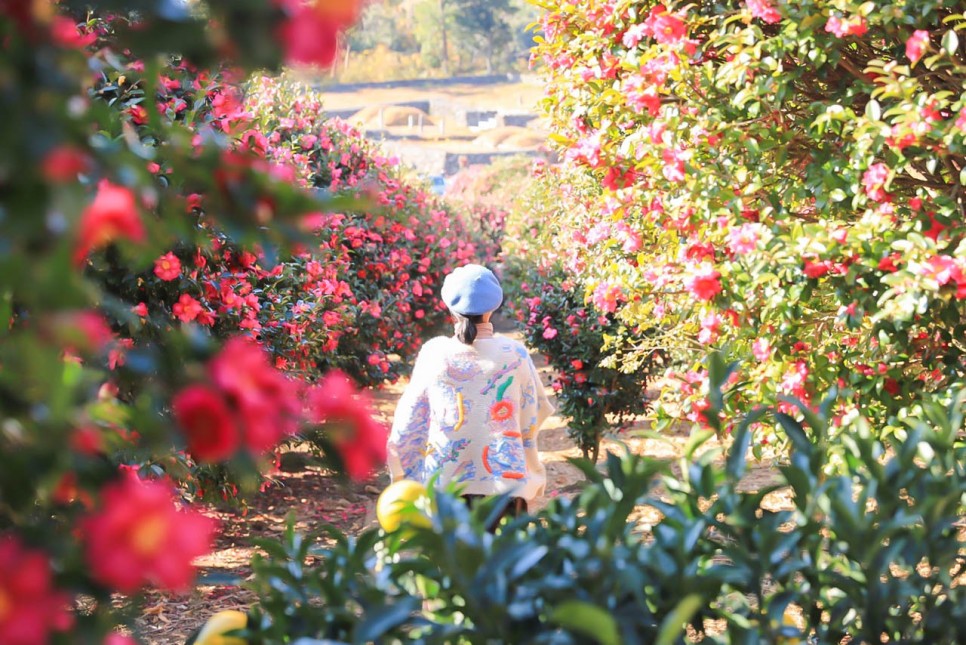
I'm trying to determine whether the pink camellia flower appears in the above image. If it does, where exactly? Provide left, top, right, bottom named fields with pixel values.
left=624, top=75, right=661, bottom=116
left=542, top=327, right=559, bottom=340
left=613, top=222, right=643, bottom=253
left=684, top=264, right=723, bottom=301
left=662, top=147, right=686, bottom=182
left=622, top=22, right=649, bottom=48
left=643, top=4, right=687, bottom=45
left=592, top=281, right=623, bottom=313
left=780, top=361, right=810, bottom=400
left=747, top=0, right=781, bottom=24
left=307, top=370, right=388, bottom=480
left=0, top=535, right=74, bottom=645
left=172, top=293, right=204, bottom=323
left=74, top=181, right=145, bottom=266
left=104, top=634, right=139, bottom=645
left=863, top=163, right=891, bottom=202
left=727, top=223, right=761, bottom=255
left=825, top=14, right=867, bottom=38
left=906, top=29, right=929, bottom=64
left=81, top=475, right=216, bottom=593
left=752, top=338, right=772, bottom=361
left=921, top=255, right=966, bottom=298
left=698, top=311, right=723, bottom=344
left=955, top=107, right=966, bottom=131
left=49, top=310, right=114, bottom=354
left=153, top=252, right=182, bottom=281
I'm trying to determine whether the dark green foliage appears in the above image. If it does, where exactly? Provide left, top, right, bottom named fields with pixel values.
left=246, top=381, right=966, bottom=643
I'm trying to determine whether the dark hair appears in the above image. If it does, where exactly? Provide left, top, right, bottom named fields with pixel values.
left=452, top=312, right=485, bottom=345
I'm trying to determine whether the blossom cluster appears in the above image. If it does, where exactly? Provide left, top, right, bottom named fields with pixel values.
left=534, top=0, right=966, bottom=446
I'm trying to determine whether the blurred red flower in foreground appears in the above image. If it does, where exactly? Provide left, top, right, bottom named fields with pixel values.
left=277, top=0, right=361, bottom=68
left=74, top=180, right=145, bottom=266
left=173, top=337, right=302, bottom=461
left=0, top=535, right=73, bottom=645
left=307, top=370, right=388, bottom=480
left=81, top=475, right=216, bottom=593
left=172, top=385, right=240, bottom=462
left=42, top=145, right=89, bottom=182
left=209, top=336, right=303, bottom=452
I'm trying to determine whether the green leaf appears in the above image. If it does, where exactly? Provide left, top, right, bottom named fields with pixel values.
left=655, top=594, right=703, bottom=645
left=566, top=457, right=605, bottom=483
left=774, top=412, right=811, bottom=455
left=551, top=601, right=621, bottom=645
left=352, top=597, right=421, bottom=643
left=684, top=428, right=715, bottom=461
left=943, top=29, right=960, bottom=56
left=726, top=406, right=767, bottom=480
left=864, top=100, right=881, bottom=121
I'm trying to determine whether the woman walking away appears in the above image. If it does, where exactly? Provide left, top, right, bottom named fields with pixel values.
left=387, top=264, right=554, bottom=525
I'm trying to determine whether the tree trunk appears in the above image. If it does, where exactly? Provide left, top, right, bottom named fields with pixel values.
left=439, top=0, right=449, bottom=75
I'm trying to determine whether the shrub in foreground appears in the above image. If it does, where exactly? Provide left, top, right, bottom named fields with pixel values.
left=243, top=375, right=966, bottom=643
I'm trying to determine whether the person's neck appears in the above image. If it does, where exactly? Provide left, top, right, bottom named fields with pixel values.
left=475, top=322, right=494, bottom=339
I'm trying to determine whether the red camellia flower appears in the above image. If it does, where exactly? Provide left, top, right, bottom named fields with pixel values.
left=684, top=264, right=723, bottom=301
left=50, top=15, right=97, bottom=48
left=277, top=0, right=361, bottom=68
left=642, top=4, right=687, bottom=45
left=41, top=145, right=89, bottom=182
left=74, top=181, right=145, bottom=266
left=172, top=385, right=240, bottom=462
left=81, top=475, right=216, bottom=593
left=154, top=252, right=182, bottom=281
left=127, top=104, right=148, bottom=125
left=0, top=535, right=74, bottom=645
left=906, top=29, right=930, bottom=64
left=307, top=370, right=388, bottom=480
left=49, top=309, right=114, bottom=354
left=172, top=293, right=204, bottom=322
left=71, top=425, right=104, bottom=456
left=803, top=259, right=833, bottom=278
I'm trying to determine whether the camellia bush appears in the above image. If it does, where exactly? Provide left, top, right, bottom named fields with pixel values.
left=498, top=157, right=665, bottom=460
left=532, top=0, right=966, bottom=450
left=0, top=0, right=491, bottom=641
left=520, top=265, right=660, bottom=460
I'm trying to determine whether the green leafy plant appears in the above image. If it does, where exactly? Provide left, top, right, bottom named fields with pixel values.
left=243, top=364, right=966, bottom=643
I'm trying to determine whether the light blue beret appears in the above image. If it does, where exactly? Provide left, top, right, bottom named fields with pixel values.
left=441, top=264, right=503, bottom=316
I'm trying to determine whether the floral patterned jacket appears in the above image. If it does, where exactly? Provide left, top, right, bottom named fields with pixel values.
left=387, top=324, right=554, bottom=502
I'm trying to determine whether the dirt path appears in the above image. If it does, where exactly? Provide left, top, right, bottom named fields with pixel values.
left=137, top=331, right=787, bottom=643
